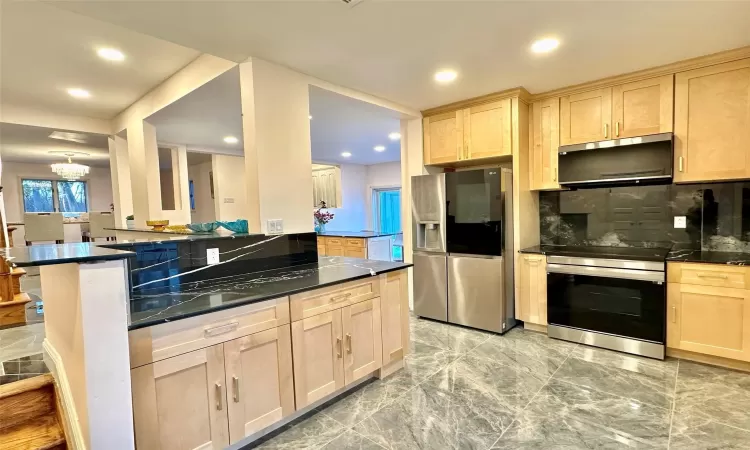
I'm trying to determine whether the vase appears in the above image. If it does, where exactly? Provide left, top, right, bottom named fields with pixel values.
left=126, top=219, right=135, bottom=229
left=315, top=222, right=326, bottom=234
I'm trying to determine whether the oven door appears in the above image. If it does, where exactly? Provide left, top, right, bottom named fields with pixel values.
left=546, top=264, right=666, bottom=343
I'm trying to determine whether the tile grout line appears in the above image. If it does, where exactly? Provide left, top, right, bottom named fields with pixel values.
left=484, top=340, right=580, bottom=450
left=666, top=358, right=680, bottom=449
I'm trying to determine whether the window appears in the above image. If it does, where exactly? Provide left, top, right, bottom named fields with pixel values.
left=373, top=188, right=401, bottom=234
left=22, top=179, right=88, bottom=217
left=189, top=180, right=196, bottom=210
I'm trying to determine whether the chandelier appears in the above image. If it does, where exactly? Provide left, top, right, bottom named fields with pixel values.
left=51, top=154, right=90, bottom=180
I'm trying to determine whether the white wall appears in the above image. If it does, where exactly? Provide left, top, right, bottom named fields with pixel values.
left=212, top=154, right=248, bottom=221
left=324, top=163, right=367, bottom=232
left=187, top=161, right=215, bottom=223
left=2, top=161, right=113, bottom=223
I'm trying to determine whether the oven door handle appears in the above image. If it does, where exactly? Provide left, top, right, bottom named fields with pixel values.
left=547, top=263, right=664, bottom=283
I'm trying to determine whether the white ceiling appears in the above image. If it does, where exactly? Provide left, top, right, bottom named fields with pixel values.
left=48, top=1, right=750, bottom=111
left=1, top=2, right=201, bottom=119
left=310, top=86, right=401, bottom=165
left=0, top=123, right=111, bottom=167
left=146, top=67, right=244, bottom=154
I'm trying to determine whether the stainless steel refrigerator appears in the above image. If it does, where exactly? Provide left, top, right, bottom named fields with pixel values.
left=412, top=168, right=515, bottom=334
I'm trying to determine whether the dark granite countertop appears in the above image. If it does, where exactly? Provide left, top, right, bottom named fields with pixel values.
left=128, top=256, right=412, bottom=330
left=317, top=231, right=399, bottom=238
left=0, top=243, right=134, bottom=267
left=666, top=248, right=750, bottom=265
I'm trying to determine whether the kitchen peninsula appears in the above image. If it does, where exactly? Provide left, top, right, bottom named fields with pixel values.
left=0, top=232, right=410, bottom=449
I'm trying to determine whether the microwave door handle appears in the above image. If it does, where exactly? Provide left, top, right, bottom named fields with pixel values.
left=547, top=264, right=664, bottom=283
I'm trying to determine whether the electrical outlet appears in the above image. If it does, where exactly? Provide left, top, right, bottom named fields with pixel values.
left=674, top=216, right=687, bottom=229
left=207, top=248, right=220, bottom=265
left=223, top=197, right=235, bottom=204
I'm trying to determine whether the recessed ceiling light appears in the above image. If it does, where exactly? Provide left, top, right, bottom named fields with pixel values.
left=49, top=131, right=88, bottom=144
left=531, top=38, right=560, bottom=54
left=388, top=132, right=401, bottom=141
left=223, top=136, right=239, bottom=144
left=67, top=88, right=91, bottom=99
left=97, top=47, right=125, bottom=61
left=374, top=145, right=386, bottom=152
left=309, top=115, right=313, bottom=120
left=434, top=70, right=458, bottom=83
left=341, top=151, right=352, bottom=157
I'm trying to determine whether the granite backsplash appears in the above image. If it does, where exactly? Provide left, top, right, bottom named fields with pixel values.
left=539, top=182, right=750, bottom=252
left=103, top=232, right=318, bottom=293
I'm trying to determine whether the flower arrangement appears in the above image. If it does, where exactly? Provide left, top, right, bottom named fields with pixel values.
left=314, top=201, right=334, bottom=233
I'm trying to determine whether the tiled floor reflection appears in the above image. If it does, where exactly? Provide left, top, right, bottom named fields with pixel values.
left=251, top=316, right=750, bottom=449
left=0, top=353, right=50, bottom=385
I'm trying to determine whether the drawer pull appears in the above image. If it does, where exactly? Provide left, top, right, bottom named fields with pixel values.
left=336, top=337, right=343, bottom=358
left=346, top=333, right=352, bottom=354
left=331, top=293, right=353, bottom=302
left=697, top=274, right=728, bottom=279
left=672, top=306, right=676, bottom=323
left=216, top=383, right=223, bottom=410
left=232, top=376, right=240, bottom=403
left=204, top=321, right=239, bottom=338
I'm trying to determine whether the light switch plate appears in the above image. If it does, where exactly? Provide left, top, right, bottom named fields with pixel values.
left=674, top=216, right=687, bottom=229
left=267, top=219, right=284, bottom=234
left=207, top=248, right=220, bottom=265
left=223, top=197, right=235, bottom=204
left=275, top=219, right=283, bottom=234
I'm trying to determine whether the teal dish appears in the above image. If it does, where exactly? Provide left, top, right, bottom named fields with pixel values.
left=219, top=219, right=249, bottom=233
left=186, top=222, right=220, bottom=233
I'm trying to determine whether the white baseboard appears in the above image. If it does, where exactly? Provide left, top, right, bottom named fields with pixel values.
left=43, top=339, right=87, bottom=450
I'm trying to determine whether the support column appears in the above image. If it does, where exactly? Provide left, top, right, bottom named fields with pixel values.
left=239, top=58, right=314, bottom=234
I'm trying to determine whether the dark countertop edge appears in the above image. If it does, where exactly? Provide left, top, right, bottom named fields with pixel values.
left=9, top=251, right=135, bottom=268
left=127, top=262, right=413, bottom=331
left=101, top=231, right=267, bottom=247
left=317, top=231, right=400, bottom=238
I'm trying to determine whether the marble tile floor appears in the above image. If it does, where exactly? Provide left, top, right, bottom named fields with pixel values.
left=249, top=316, right=750, bottom=449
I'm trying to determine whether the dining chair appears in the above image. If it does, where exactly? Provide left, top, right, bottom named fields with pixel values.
left=24, top=212, right=64, bottom=245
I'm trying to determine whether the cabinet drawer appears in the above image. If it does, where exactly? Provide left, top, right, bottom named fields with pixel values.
left=326, top=238, right=343, bottom=246
left=668, top=262, right=750, bottom=289
left=345, top=238, right=365, bottom=248
left=290, top=278, right=380, bottom=321
left=129, top=296, right=290, bottom=368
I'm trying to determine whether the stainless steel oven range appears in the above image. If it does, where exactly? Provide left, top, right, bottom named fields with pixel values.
left=546, top=251, right=668, bottom=360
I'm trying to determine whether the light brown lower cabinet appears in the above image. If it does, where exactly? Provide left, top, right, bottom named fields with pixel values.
left=517, top=254, right=547, bottom=326
left=292, top=299, right=383, bottom=409
left=380, top=270, right=409, bottom=366
left=131, top=325, right=294, bottom=449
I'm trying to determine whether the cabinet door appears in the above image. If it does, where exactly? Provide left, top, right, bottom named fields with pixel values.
left=131, top=345, right=229, bottom=450
left=668, top=283, right=750, bottom=361
left=423, top=111, right=463, bottom=165
left=463, top=99, right=512, bottom=160
left=380, top=270, right=409, bottom=366
left=291, top=310, right=344, bottom=409
left=612, top=75, right=673, bottom=138
left=342, top=299, right=383, bottom=385
left=224, top=325, right=295, bottom=442
left=327, top=245, right=345, bottom=256
left=518, top=255, right=547, bottom=325
left=674, top=59, right=750, bottom=183
left=344, top=247, right=367, bottom=259
left=530, top=98, right=560, bottom=190
left=560, top=88, right=612, bottom=145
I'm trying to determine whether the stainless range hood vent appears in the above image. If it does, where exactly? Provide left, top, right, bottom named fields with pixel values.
left=558, top=132, right=673, bottom=153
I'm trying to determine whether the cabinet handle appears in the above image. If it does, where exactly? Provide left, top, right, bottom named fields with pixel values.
left=466, top=143, right=471, bottom=159
left=678, top=156, right=684, bottom=172
left=697, top=273, right=728, bottom=279
left=331, top=292, right=352, bottom=302
left=672, top=306, right=676, bottom=323
left=604, top=124, right=609, bottom=139
left=457, top=146, right=461, bottom=160
left=336, top=337, right=343, bottom=358
left=232, top=376, right=240, bottom=403
left=615, top=121, right=620, bottom=137
left=346, top=333, right=352, bottom=354
left=215, top=383, right=223, bottom=410
left=554, top=168, right=557, bottom=182
left=204, top=321, right=238, bottom=338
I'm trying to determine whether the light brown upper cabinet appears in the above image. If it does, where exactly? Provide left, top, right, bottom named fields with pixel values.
left=530, top=98, right=561, bottom=190
left=463, top=99, right=512, bottom=160
left=560, top=88, right=612, bottom=145
left=674, top=59, right=750, bottom=183
left=612, top=75, right=674, bottom=139
left=423, top=111, right=462, bottom=165
left=560, top=77, right=674, bottom=146
left=424, top=99, right=512, bottom=165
